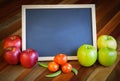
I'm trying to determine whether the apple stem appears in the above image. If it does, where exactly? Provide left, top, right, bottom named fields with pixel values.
left=86, top=46, right=91, bottom=49
left=11, top=36, right=16, bottom=40
left=106, top=36, right=112, bottom=40
left=27, top=49, right=33, bottom=53
left=6, top=47, right=13, bottom=51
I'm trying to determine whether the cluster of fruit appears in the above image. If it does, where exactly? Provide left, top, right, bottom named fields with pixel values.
left=97, top=35, right=117, bottom=66
left=2, top=35, right=38, bottom=68
left=2, top=34, right=117, bottom=78
left=77, top=35, right=117, bottom=67
left=2, top=35, right=78, bottom=77
left=38, top=54, right=78, bottom=77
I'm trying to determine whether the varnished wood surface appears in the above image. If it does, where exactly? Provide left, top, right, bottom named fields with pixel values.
left=0, top=0, right=120, bottom=81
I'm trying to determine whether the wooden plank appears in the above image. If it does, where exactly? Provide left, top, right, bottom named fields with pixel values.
left=0, top=64, right=26, bottom=81
left=0, top=0, right=31, bottom=23
left=96, top=2, right=120, bottom=32
left=0, top=56, right=8, bottom=71
left=15, top=64, right=47, bottom=81
left=0, top=19, right=21, bottom=41
left=0, top=0, right=63, bottom=24
left=95, top=0, right=120, bottom=23
left=15, top=68, right=34, bottom=81
left=95, top=0, right=120, bottom=32
left=60, top=0, right=78, bottom=4
left=69, top=64, right=97, bottom=81
left=110, top=23, right=120, bottom=38
left=106, top=53, right=120, bottom=81
left=97, top=11, right=120, bottom=37
left=32, top=0, right=61, bottom=4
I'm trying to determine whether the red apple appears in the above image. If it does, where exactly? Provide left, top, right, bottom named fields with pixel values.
left=20, top=48, right=38, bottom=68
left=3, top=35, right=22, bottom=49
left=4, top=46, right=21, bottom=64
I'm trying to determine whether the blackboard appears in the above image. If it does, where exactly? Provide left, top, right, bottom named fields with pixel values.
left=22, top=5, right=96, bottom=61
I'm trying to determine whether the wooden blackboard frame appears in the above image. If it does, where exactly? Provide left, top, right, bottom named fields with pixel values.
left=22, top=4, right=96, bottom=61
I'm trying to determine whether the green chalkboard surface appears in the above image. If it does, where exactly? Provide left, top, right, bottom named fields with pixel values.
left=22, top=5, right=96, bottom=61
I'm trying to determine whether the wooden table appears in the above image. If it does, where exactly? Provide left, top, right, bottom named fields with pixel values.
left=0, top=42, right=120, bottom=81
left=0, top=0, right=120, bottom=81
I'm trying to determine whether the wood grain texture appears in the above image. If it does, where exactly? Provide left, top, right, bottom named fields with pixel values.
left=97, top=11, right=120, bottom=37
left=106, top=55, right=120, bottom=81
left=0, top=0, right=120, bottom=81
left=87, top=50, right=120, bottom=81
left=95, top=0, right=120, bottom=32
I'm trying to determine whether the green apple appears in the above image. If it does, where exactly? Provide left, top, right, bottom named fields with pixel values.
left=77, top=44, right=97, bottom=67
left=97, top=35, right=117, bottom=49
left=98, top=48, right=117, bottom=66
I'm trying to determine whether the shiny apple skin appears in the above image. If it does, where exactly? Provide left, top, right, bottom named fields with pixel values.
left=20, top=48, right=38, bottom=68
left=3, top=35, right=22, bottom=49
left=4, top=46, right=21, bottom=64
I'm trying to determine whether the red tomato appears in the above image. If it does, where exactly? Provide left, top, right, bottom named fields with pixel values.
left=62, top=63, right=72, bottom=73
left=48, top=62, right=59, bottom=72
left=54, top=54, right=68, bottom=65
